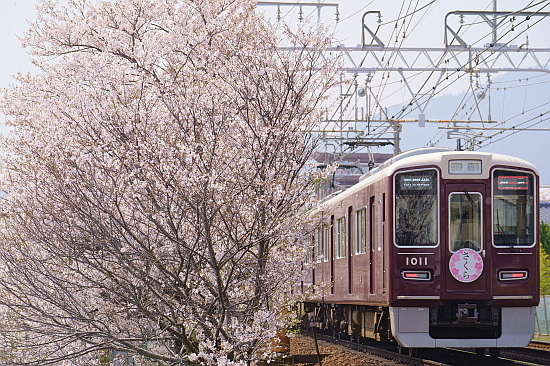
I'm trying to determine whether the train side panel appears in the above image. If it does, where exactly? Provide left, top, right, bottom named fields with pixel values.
left=301, top=149, right=539, bottom=350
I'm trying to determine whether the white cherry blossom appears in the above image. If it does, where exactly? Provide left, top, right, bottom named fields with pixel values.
left=0, top=0, right=338, bottom=365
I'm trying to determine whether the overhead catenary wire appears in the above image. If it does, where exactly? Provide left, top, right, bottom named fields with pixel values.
left=427, top=72, right=550, bottom=147
left=431, top=94, right=550, bottom=148
left=350, top=0, right=549, bottom=147
left=322, top=0, right=436, bottom=143
left=394, top=0, right=550, bottom=121
left=477, top=110, right=550, bottom=148
left=260, top=1, right=550, bottom=153
left=366, top=0, right=438, bottom=139
left=391, top=1, right=550, bottom=148
left=351, top=0, right=550, bottom=152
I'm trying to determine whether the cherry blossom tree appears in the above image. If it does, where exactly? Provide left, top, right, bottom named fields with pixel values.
left=0, top=0, right=338, bottom=364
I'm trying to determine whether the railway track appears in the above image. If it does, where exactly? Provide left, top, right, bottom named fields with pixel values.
left=300, top=331, right=442, bottom=365
left=301, top=331, right=550, bottom=365
left=528, top=340, right=550, bottom=351
left=496, top=340, right=550, bottom=365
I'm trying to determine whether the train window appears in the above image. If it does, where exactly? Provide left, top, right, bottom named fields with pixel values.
left=305, top=235, right=314, bottom=264
left=336, top=217, right=346, bottom=259
left=493, top=170, right=535, bottom=247
left=394, top=169, right=438, bottom=246
left=449, top=192, right=482, bottom=252
left=315, top=228, right=323, bottom=262
left=355, top=208, right=367, bottom=254
left=322, top=226, right=330, bottom=262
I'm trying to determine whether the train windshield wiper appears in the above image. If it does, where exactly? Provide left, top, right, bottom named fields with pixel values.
left=496, top=209, right=515, bottom=253
left=464, top=191, right=480, bottom=213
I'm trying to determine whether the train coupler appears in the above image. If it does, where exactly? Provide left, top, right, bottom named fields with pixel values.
left=455, top=303, right=479, bottom=323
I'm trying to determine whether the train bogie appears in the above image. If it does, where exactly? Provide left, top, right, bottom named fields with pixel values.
left=301, top=148, right=539, bottom=350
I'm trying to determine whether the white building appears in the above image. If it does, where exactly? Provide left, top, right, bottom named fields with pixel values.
left=541, top=186, right=550, bottom=224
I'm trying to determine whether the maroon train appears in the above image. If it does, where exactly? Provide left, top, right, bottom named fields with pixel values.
left=299, top=148, right=539, bottom=356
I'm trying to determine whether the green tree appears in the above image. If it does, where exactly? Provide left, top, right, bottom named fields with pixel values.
left=541, top=247, right=550, bottom=296
left=540, top=222, right=550, bottom=295
left=541, top=221, right=550, bottom=257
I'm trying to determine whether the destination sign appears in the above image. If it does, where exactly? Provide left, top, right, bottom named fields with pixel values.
left=497, top=176, right=529, bottom=190
left=401, top=176, right=433, bottom=190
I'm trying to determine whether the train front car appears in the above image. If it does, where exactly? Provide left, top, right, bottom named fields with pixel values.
left=389, top=149, right=539, bottom=354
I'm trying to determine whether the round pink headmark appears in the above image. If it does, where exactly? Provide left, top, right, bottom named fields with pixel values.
left=449, top=248, right=483, bottom=283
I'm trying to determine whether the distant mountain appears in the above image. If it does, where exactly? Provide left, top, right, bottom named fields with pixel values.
left=389, top=71, right=550, bottom=184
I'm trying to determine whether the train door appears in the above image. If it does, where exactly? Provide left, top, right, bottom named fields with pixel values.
left=443, top=184, right=488, bottom=294
left=378, top=194, right=386, bottom=293
left=348, top=206, right=353, bottom=295
left=369, top=196, right=376, bottom=294
left=330, top=215, right=335, bottom=295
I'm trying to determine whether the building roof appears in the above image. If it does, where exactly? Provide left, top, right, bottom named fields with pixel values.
left=541, top=186, right=550, bottom=224
left=541, top=186, right=550, bottom=203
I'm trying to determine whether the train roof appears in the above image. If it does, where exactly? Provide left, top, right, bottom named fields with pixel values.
left=317, top=147, right=538, bottom=209
left=378, top=147, right=536, bottom=175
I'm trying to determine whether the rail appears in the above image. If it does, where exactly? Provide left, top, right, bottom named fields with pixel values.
left=299, top=330, right=550, bottom=365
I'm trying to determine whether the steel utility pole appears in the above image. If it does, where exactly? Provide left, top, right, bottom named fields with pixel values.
left=259, top=2, right=550, bottom=155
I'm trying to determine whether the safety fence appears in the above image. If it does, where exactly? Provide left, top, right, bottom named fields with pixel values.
left=535, top=295, right=550, bottom=336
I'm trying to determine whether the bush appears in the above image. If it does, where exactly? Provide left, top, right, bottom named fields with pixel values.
left=541, top=222, right=550, bottom=258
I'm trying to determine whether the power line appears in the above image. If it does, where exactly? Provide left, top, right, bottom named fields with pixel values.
left=258, top=1, right=550, bottom=154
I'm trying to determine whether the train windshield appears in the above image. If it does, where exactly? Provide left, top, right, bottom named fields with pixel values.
left=493, top=170, right=535, bottom=247
left=449, top=192, right=482, bottom=252
left=394, top=169, right=438, bottom=246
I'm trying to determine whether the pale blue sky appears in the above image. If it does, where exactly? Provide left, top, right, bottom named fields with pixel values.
left=0, top=1, right=37, bottom=88
left=1, top=0, right=549, bottom=182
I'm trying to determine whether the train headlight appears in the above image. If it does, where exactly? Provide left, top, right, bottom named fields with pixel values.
left=498, top=270, right=528, bottom=281
left=448, top=159, right=482, bottom=175
left=402, top=270, right=432, bottom=281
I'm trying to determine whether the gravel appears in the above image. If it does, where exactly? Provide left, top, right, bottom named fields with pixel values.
left=289, top=334, right=403, bottom=366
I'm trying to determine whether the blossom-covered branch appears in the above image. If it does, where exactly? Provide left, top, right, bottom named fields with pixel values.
left=0, top=0, right=339, bottom=364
